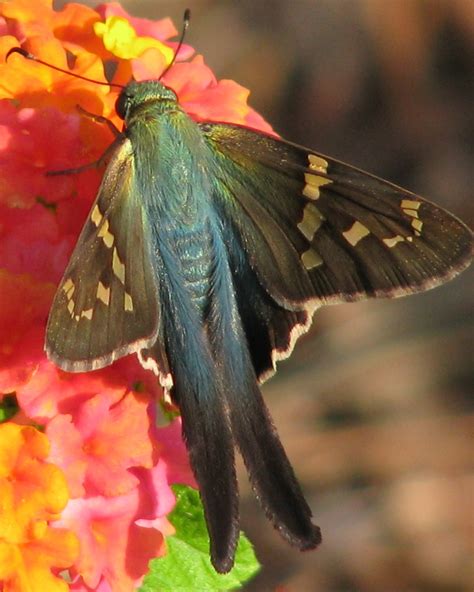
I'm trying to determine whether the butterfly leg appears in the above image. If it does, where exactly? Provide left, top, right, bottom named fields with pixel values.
left=46, top=134, right=125, bottom=177
left=76, top=105, right=122, bottom=137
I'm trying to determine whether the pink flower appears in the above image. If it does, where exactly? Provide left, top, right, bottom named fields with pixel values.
left=56, top=459, right=175, bottom=591
left=47, top=391, right=156, bottom=498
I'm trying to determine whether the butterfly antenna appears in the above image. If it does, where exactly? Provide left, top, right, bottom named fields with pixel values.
left=159, top=8, right=191, bottom=80
left=5, top=47, right=125, bottom=89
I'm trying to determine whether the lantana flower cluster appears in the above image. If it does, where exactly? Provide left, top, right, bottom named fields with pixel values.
left=0, top=1, right=270, bottom=591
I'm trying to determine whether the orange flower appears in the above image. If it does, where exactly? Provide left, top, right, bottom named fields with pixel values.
left=0, top=527, right=79, bottom=592
left=0, top=38, right=111, bottom=116
left=0, top=423, right=79, bottom=592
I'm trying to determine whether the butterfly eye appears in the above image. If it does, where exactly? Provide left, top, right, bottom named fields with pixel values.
left=115, top=92, right=130, bottom=120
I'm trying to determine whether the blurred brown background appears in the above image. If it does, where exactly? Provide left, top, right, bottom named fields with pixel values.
left=57, top=1, right=474, bottom=590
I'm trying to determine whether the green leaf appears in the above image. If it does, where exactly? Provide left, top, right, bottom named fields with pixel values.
left=139, top=485, right=260, bottom=592
left=0, top=394, right=19, bottom=423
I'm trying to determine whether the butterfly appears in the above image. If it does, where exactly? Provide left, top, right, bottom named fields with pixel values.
left=7, top=25, right=472, bottom=573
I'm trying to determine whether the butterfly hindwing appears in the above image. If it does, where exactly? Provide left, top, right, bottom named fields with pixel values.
left=46, top=138, right=160, bottom=372
left=201, top=122, right=472, bottom=379
left=218, top=215, right=312, bottom=382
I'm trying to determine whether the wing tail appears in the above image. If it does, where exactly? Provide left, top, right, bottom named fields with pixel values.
left=156, top=297, right=239, bottom=573
left=208, top=228, right=321, bottom=562
left=228, top=371, right=321, bottom=550
left=169, top=363, right=239, bottom=573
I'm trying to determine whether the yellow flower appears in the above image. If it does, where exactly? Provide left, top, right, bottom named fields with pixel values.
left=94, top=16, right=174, bottom=62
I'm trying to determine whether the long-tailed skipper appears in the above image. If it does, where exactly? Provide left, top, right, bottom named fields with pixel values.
left=7, top=11, right=472, bottom=574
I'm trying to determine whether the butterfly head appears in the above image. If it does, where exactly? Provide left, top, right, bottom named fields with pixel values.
left=115, top=80, right=179, bottom=121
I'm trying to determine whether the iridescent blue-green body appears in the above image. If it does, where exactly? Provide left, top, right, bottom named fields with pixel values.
left=121, top=82, right=320, bottom=570
left=46, top=78, right=472, bottom=573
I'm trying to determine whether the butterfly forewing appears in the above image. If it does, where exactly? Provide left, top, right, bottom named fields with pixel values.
left=306, top=161, right=471, bottom=298
left=202, top=123, right=472, bottom=305
left=46, top=138, right=160, bottom=372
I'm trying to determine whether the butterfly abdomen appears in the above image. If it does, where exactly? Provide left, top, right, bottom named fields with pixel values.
left=149, top=216, right=239, bottom=572
left=167, top=223, right=216, bottom=314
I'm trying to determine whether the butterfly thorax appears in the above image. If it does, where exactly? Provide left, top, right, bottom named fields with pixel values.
left=126, top=92, right=212, bottom=218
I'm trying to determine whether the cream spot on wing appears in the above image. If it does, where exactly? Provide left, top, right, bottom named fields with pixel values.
left=62, top=278, right=75, bottom=300
left=97, top=219, right=114, bottom=248
left=124, top=292, right=134, bottom=311
left=301, top=247, right=323, bottom=269
left=112, top=248, right=125, bottom=284
left=383, top=235, right=406, bottom=248
left=67, top=299, right=75, bottom=316
left=97, top=281, right=110, bottom=305
left=91, top=204, right=102, bottom=227
left=80, top=308, right=93, bottom=320
left=411, top=218, right=423, bottom=234
left=302, top=184, right=320, bottom=200
left=343, top=221, right=370, bottom=246
left=308, top=154, right=329, bottom=173
left=303, top=155, right=333, bottom=200
left=298, top=203, right=324, bottom=241
left=303, top=174, right=333, bottom=200
left=401, top=199, right=421, bottom=211
left=401, top=200, right=424, bottom=236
